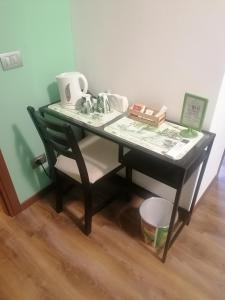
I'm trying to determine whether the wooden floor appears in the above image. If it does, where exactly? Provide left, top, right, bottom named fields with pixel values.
left=0, top=166, right=225, bottom=300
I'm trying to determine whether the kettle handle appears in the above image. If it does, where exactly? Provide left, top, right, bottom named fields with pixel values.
left=78, top=73, right=88, bottom=94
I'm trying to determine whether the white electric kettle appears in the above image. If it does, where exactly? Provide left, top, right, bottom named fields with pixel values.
left=56, top=72, right=88, bottom=108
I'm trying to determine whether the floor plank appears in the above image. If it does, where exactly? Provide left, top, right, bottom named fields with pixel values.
left=0, top=166, right=225, bottom=300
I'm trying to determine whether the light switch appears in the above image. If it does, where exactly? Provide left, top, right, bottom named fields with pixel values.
left=0, top=51, right=23, bottom=71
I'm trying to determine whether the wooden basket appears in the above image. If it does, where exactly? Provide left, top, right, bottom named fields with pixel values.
left=128, top=106, right=166, bottom=127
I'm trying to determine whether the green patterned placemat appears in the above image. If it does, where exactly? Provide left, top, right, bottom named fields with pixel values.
left=48, top=103, right=121, bottom=127
left=104, top=117, right=203, bottom=160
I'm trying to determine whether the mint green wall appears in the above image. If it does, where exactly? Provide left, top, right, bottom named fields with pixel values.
left=0, top=0, right=74, bottom=203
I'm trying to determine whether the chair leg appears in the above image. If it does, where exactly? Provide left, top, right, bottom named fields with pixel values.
left=55, top=174, right=63, bottom=213
left=125, top=166, right=133, bottom=201
left=83, top=188, right=92, bottom=235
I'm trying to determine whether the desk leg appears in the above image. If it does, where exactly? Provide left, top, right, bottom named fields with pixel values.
left=187, top=140, right=214, bottom=225
left=162, top=174, right=185, bottom=263
left=125, top=167, right=133, bottom=201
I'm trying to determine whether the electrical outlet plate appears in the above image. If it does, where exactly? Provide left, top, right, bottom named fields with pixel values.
left=32, top=153, right=46, bottom=168
left=0, top=51, right=23, bottom=71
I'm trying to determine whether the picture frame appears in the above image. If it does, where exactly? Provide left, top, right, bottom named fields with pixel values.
left=180, top=93, right=208, bottom=132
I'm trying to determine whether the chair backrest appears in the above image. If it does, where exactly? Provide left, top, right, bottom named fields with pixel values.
left=27, top=106, right=90, bottom=185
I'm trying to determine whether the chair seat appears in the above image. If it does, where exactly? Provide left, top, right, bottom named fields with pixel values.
left=55, top=135, right=120, bottom=183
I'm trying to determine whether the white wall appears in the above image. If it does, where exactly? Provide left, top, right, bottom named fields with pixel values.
left=71, top=0, right=225, bottom=206
left=199, top=74, right=225, bottom=197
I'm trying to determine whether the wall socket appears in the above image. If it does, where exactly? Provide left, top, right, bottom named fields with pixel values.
left=32, top=153, right=47, bottom=168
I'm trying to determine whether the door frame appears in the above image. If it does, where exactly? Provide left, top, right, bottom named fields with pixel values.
left=0, top=150, right=21, bottom=216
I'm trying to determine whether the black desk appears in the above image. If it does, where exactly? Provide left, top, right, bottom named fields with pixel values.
left=40, top=103, right=215, bottom=262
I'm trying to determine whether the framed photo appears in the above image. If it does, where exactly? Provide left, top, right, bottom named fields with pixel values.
left=180, top=93, right=208, bottom=131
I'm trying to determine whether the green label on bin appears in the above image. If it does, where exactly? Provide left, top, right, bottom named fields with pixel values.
left=155, top=228, right=168, bottom=248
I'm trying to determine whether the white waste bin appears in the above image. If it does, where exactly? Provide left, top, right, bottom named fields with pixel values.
left=139, top=197, right=178, bottom=248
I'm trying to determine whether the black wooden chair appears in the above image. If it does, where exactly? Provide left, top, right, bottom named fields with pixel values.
left=27, top=106, right=123, bottom=235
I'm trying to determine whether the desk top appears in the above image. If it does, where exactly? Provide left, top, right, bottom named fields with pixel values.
left=40, top=102, right=215, bottom=170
